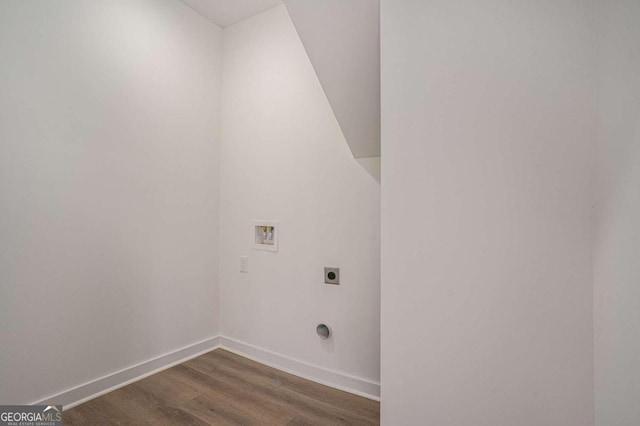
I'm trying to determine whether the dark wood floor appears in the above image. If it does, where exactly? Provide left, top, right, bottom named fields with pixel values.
left=64, top=349, right=380, bottom=425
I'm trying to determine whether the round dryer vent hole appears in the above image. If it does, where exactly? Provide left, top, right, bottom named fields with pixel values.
left=316, top=323, right=331, bottom=339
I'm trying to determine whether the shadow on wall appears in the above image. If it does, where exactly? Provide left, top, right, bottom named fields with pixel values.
left=356, top=157, right=381, bottom=184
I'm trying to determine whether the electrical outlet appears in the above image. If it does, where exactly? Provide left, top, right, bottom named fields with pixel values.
left=324, top=267, right=339, bottom=285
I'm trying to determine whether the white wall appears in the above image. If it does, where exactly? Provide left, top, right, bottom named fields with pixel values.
left=594, top=1, right=640, bottom=425
left=219, top=5, right=380, bottom=390
left=284, top=0, right=381, bottom=159
left=0, top=0, right=222, bottom=404
left=381, top=1, right=595, bottom=425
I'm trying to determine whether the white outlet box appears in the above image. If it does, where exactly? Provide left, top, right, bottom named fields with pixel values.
left=253, top=220, right=278, bottom=252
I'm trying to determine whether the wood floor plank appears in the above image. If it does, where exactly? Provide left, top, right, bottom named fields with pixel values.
left=63, top=348, right=380, bottom=425
left=185, top=355, right=376, bottom=425
left=134, top=370, right=202, bottom=406
left=99, top=383, right=209, bottom=426
left=63, top=394, right=152, bottom=426
left=182, top=390, right=287, bottom=426
left=205, top=350, right=380, bottom=420
left=171, top=364, right=295, bottom=424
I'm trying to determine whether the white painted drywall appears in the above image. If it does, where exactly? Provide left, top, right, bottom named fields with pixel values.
left=0, top=0, right=222, bottom=404
left=356, top=157, right=381, bottom=184
left=284, top=0, right=380, bottom=159
left=219, top=5, right=380, bottom=388
left=381, top=1, right=595, bottom=424
left=594, top=1, right=640, bottom=425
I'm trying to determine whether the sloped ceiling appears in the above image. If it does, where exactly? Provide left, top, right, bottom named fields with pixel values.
left=284, top=0, right=380, bottom=159
left=181, top=0, right=283, bottom=28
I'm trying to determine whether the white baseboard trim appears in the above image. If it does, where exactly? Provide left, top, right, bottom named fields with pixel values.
left=33, top=334, right=380, bottom=410
left=219, top=336, right=380, bottom=401
left=34, top=336, right=221, bottom=410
